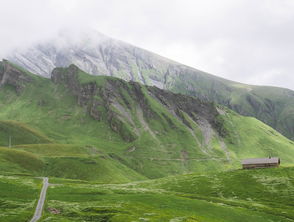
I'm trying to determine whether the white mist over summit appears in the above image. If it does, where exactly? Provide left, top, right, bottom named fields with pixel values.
left=1, top=0, right=294, bottom=89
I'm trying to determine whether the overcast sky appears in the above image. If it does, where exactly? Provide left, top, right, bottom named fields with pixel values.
left=1, top=0, right=294, bottom=90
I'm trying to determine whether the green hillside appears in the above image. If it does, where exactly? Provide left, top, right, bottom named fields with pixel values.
left=0, top=144, right=145, bottom=183
left=0, top=176, right=41, bottom=222
left=0, top=61, right=294, bottom=222
left=0, top=120, right=51, bottom=146
left=137, top=166, right=294, bottom=220
left=34, top=167, right=294, bottom=221
left=1, top=167, right=293, bottom=222
left=0, top=147, right=44, bottom=174
left=167, top=68, right=294, bottom=140
left=0, top=60, right=293, bottom=180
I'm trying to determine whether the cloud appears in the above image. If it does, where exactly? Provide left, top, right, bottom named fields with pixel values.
left=0, top=0, right=293, bottom=89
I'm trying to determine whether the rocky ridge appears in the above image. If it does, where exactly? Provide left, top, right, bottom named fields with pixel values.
left=51, top=64, right=223, bottom=143
left=0, top=60, right=33, bottom=93
left=6, top=31, right=294, bottom=140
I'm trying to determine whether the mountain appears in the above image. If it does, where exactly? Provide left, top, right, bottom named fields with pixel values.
left=0, top=60, right=293, bottom=180
left=1, top=60, right=294, bottom=222
left=6, top=31, right=294, bottom=140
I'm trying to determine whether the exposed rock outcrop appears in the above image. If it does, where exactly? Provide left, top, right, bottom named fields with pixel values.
left=0, top=60, right=32, bottom=93
left=51, top=65, right=225, bottom=142
left=52, top=65, right=139, bottom=142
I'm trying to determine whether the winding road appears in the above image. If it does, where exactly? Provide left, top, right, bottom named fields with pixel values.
left=30, top=177, right=49, bottom=222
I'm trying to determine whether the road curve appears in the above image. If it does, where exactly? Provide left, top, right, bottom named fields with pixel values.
left=30, top=177, right=49, bottom=222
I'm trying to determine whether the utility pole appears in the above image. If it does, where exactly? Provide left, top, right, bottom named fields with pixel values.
left=8, top=135, right=11, bottom=148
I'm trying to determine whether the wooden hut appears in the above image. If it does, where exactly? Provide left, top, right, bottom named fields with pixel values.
left=241, top=157, right=280, bottom=169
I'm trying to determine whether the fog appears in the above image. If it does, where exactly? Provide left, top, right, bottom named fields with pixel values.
left=1, top=0, right=293, bottom=89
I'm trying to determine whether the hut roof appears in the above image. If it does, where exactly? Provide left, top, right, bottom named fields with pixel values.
left=241, top=157, right=280, bottom=165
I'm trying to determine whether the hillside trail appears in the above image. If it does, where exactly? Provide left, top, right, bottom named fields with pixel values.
left=30, top=177, right=49, bottom=222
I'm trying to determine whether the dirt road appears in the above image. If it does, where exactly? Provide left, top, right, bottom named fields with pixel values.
left=30, top=177, right=49, bottom=222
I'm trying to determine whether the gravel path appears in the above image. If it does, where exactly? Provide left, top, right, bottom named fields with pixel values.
left=30, top=177, right=49, bottom=222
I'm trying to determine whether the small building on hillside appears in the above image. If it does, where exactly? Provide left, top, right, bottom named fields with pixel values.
left=241, top=157, right=280, bottom=169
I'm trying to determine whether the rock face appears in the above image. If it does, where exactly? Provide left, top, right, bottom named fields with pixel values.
left=0, top=60, right=32, bottom=93
left=8, top=31, right=178, bottom=86
left=6, top=31, right=294, bottom=140
left=51, top=65, right=223, bottom=142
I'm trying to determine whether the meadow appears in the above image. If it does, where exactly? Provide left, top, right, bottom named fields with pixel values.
left=36, top=166, right=294, bottom=221
left=0, top=175, right=41, bottom=222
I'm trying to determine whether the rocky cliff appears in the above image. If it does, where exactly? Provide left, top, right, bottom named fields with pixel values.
left=51, top=64, right=223, bottom=143
left=0, top=60, right=32, bottom=93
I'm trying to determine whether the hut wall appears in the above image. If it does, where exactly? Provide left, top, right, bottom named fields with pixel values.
left=242, top=163, right=279, bottom=169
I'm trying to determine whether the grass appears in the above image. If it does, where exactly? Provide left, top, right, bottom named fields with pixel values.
left=0, top=120, right=51, bottom=146
left=0, top=147, right=44, bottom=174
left=0, top=144, right=145, bottom=183
left=43, top=155, right=145, bottom=183
left=220, top=109, right=294, bottom=163
left=1, top=168, right=293, bottom=221
left=167, top=63, right=294, bottom=140
left=37, top=167, right=294, bottom=222
left=0, top=175, right=42, bottom=222
left=139, top=166, right=294, bottom=220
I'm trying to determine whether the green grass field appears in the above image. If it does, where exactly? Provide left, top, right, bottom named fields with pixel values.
left=0, top=175, right=42, bottom=222
left=36, top=167, right=293, bottom=221
left=1, top=167, right=293, bottom=222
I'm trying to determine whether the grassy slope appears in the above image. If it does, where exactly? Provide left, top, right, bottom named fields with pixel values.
left=0, top=147, right=44, bottom=175
left=0, top=66, right=145, bottom=182
left=0, top=144, right=145, bottom=183
left=1, top=168, right=292, bottom=222
left=138, top=166, right=294, bottom=220
left=0, top=175, right=42, bottom=222
left=0, top=64, right=293, bottom=180
left=220, top=108, right=294, bottom=164
left=0, top=79, right=122, bottom=146
left=169, top=70, right=294, bottom=140
left=0, top=120, right=51, bottom=146
left=37, top=167, right=294, bottom=222
left=71, top=66, right=294, bottom=177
